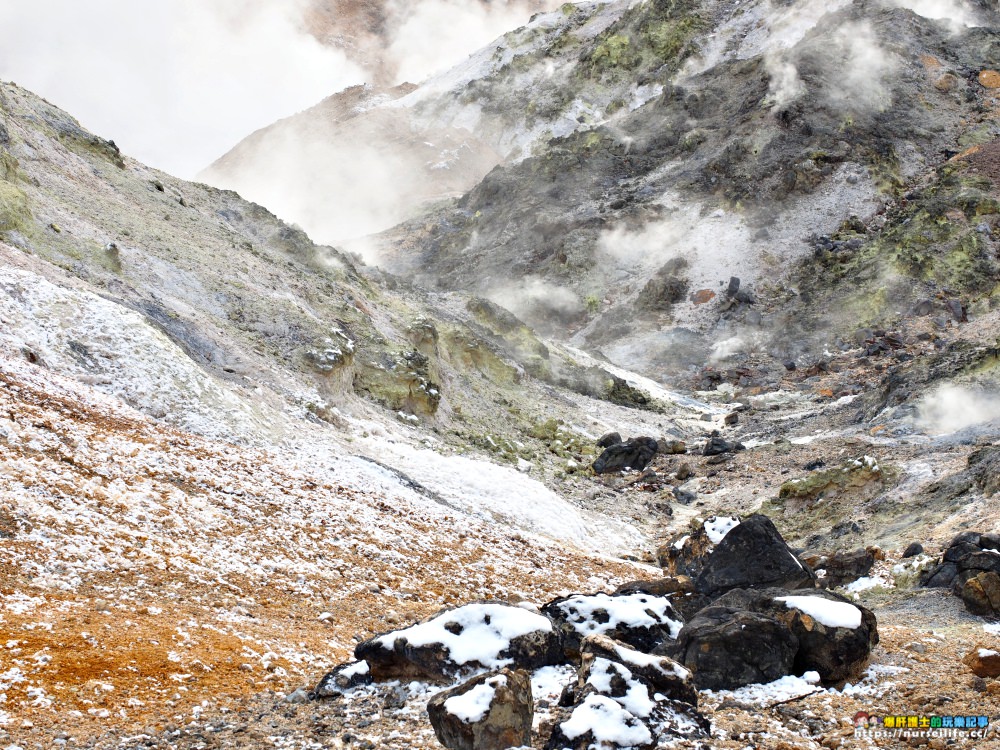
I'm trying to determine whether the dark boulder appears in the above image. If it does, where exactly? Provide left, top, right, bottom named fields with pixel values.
left=597, top=431, right=623, bottom=448
left=694, top=515, right=816, bottom=598
left=542, top=592, right=684, bottom=660
left=356, top=602, right=561, bottom=683
left=702, top=431, right=744, bottom=456
left=668, top=587, right=877, bottom=690
left=901, top=542, right=924, bottom=558
left=667, top=606, right=799, bottom=690
left=613, top=576, right=707, bottom=622
left=427, top=668, right=533, bottom=750
left=592, top=437, right=658, bottom=474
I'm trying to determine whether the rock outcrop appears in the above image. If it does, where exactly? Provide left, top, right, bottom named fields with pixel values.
left=923, top=532, right=1000, bottom=616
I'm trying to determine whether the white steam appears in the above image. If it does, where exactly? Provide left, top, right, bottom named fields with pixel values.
left=0, top=1, right=559, bottom=180
left=765, top=57, right=807, bottom=109
left=488, top=277, right=584, bottom=322
left=821, top=22, right=899, bottom=113
left=763, top=12, right=899, bottom=115
left=916, top=385, right=1000, bottom=434
left=383, top=0, right=561, bottom=85
left=0, top=0, right=366, bottom=179
left=889, top=0, right=984, bottom=31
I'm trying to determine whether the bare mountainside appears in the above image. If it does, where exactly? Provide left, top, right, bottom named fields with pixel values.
left=206, top=0, right=1000, bottom=378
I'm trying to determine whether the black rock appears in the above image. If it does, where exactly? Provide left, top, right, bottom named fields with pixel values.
left=922, top=532, right=1000, bottom=611
left=597, top=431, right=623, bottom=449
left=667, top=607, right=799, bottom=690
left=593, top=437, right=658, bottom=474
left=701, top=432, right=744, bottom=456
left=694, top=515, right=816, bottom=599
left=669, top=587, right=877, bottom=690
left=313, top=660, right=372, bottom=697
left=812, top=549, right=875, bottom=589
left=726, top=276, right=741, bottom=298
left=580, top=634, right=698, bottom=706
left=901, top=542, right=924, bottom=559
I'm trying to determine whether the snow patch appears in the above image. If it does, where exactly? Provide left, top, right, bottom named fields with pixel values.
left=706, top=671, right=821, bottom=705
left=445, top=675, right=505, bottom=723
left=559, top=694, right=652, bottom=746
left=775, top=596, right=862, bottom=629
left=704, top=516, right=739, bottom=544
left=553, top=593, right=683, bottom=640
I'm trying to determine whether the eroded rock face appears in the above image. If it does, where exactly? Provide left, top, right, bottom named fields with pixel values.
left=427, top=668, right=533, bottom=750
left=542, top=592, right=684, bottom=660
left=961, top=571, right=1000, bottom=617
left=355, top=602, right=561, bottom=683
left=668, top=588, right=877, bottom=690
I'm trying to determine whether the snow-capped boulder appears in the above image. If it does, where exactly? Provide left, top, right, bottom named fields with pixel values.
left=542, top=592, right=684, bottom=660
left=669, top=587, right=877, bottom=690
left=355, top=602, right=561, bottom=683
left=312, top=660, right=372, bottom=697
left=613, top=576, right=706, bottom=622
left=580, top=635, right=697, bottom=706
left=962, top=646, right=1000, bottom=678
left=427, top=668, right=533, bottom=750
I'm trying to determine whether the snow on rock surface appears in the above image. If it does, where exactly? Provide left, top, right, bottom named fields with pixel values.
left=775, top=596, right=863, bottom=629
left=703, top=516, right=740, bottom=545
left=585, top=658, right=657, bottom=718
left=558, top=694, right=653, bottom=747
left=375, top=603, right=552, bottom=668
left=444, top=674, right=504, bottom=723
